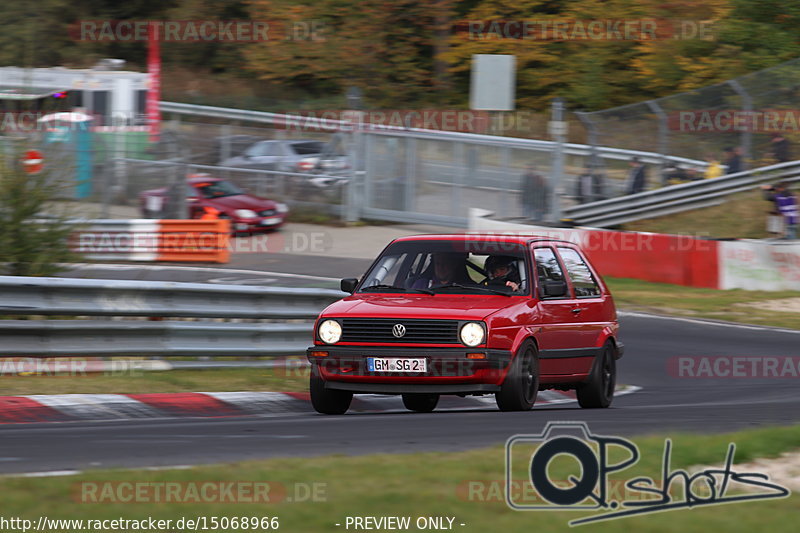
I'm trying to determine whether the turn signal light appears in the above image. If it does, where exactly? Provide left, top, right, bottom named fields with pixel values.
left=309, top=351, right=329, bottom=357
left=466, top=353, right=487, bottom=360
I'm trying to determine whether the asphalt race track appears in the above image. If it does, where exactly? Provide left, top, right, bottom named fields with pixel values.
left=2, top=312, right=799, bottom=474
left=59, top=255, right=369, bottom=289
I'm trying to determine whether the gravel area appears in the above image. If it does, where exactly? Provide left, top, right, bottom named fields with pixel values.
left=740, top=297, right=800, bottom=313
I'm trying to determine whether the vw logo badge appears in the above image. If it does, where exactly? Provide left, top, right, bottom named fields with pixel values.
left=392, top=324, right=406, bottom=338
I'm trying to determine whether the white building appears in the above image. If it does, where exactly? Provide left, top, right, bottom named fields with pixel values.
left=0, top=65, right=149, bottom=126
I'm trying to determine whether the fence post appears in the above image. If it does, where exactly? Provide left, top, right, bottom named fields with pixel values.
left=344, top=127, right=362, bottom=223
left=645, top=100, right=669, bottom=177
left=453, top=141, right=464, bottom=218
left=221, top=123, right=232, bottom=164
left=727, top=80, right=752, bottom=170
left=501, top=145, right=511, bottom=216
left=404, top=136, right=417, bottom=212
left=549, top=98, right=565, bottom=223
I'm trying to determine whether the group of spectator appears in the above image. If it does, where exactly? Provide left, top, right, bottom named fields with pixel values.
left=517, top=134, right=797, bottom=238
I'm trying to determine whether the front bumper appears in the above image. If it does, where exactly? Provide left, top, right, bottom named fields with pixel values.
left=306, top=346, right=513, bottom=393
left=233, top=216, right=286, bottom=231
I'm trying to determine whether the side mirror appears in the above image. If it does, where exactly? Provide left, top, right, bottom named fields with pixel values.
left=340, top=278, right=358, bottom=294
left=541, top=280, right=568, bottom=298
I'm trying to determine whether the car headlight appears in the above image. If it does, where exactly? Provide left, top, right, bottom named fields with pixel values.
left=234, top=209, right=257, bottom=219
left=459, top=322, right=485, bottom=347
left=318, top=319, right=342, bottom=344
left=275, top=203, right=289, bottom=214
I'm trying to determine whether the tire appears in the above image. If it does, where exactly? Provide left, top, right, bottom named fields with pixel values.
left=309, top=366, right=353, bottom=415
left=496, top=343, right=539, bottom=411
left=577, top=342, right=616, bottom=408
left=402, top=393, right=439, bottom=413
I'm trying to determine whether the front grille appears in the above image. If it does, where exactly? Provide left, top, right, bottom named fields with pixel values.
left=259, top=209, right=276, bottom=216
left=340, top=318, right=460, bottom=344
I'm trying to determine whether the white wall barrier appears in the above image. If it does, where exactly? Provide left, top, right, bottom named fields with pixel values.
left=719, top=240, right=800, bottom=291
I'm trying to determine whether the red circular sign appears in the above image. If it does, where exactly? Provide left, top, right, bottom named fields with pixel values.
left=22, top=149, right=44, bottom=174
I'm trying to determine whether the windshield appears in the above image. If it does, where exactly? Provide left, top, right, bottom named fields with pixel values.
left=358, top=240, right=530, bottom=295
left=194, top=180, right=244, bottom=198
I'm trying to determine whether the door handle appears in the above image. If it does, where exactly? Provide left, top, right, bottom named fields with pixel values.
left=571, top=308, right=583, bottom=314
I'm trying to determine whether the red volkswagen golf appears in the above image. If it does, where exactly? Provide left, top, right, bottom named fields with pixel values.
left=307, top=234, right=623, bottom=414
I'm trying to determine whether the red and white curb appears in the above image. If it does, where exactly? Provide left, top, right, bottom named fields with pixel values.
left=0, top=386, right=641, bottom=424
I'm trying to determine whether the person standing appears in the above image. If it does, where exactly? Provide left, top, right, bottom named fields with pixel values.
left=521, top=164, right=548, bottom=221
left=724, top=146, right=742, bottom=174
left=769, top=133, right=791, bottom=163
left=626, top=157, right=647, bottom=195
left=762, top=182, right=798, bottom=239
left=575, top=166, right=594, bottom=204
left=704, top=154, right=723, bottom=179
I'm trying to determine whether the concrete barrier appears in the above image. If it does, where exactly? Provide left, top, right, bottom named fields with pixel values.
left=71, top=219, right=230, bottom=263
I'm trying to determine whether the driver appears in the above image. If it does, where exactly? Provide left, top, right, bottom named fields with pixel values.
left=411, top=252, right=472, bottom=289
left=483, top=255, right=521, bottom=292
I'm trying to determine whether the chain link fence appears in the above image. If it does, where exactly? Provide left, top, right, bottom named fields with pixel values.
left=5, top=116, right=707, bottom=227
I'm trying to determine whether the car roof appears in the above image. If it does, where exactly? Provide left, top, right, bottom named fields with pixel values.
left=392, top=233, right=577, bottom=247
left=186, top=175, right=223, bottom=185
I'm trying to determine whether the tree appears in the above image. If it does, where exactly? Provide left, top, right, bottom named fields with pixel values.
left=244, top=0, right=456, bottom=106
left=0, top=148, right=80, bottom=276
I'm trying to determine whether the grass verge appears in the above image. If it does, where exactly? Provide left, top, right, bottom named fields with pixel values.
left=2, top=424, right=799, bottom=533
left=606, top=277, right=800, bottom=330
left=0, top=366, right=309, bottom=396
left=622, top=189, right=772, bottom=239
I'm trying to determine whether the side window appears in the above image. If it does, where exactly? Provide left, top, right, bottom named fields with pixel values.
left=533, top=247, right=567, bottom=298
left=557, top=247, right=601, bottom=297
left=264, top=142, right=284, bottom=156
left=245, top=142, right=266, bottom=157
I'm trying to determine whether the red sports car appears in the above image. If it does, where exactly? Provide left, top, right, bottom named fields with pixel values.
left=139, top=174, right=289, bottom=232
left=307, top=234, right=623, bottom=414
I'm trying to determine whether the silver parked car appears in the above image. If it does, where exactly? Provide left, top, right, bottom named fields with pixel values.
left=219, top=139, right=349, bottom=177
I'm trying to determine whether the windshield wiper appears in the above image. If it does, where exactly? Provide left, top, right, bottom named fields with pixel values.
left=360, top=284, right=434, bottom=295
left=430, top=283, right=512, bottom=297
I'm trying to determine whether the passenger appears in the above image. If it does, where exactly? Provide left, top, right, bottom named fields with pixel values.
left=483, top=255, right=521, bottom=292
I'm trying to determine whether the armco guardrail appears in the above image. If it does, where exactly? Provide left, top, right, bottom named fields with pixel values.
left=0, top=276, right=346, bottom=357
left=563, top=160, right=800, bottom=227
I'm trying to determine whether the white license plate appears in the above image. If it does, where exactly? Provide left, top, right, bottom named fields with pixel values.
left=259, top=217, right=281, bottom=226
left=367, top=357, right=427, bottom=373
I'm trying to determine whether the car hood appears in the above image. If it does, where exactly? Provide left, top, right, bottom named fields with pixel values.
left=321, top=293, right=519, bottom=321
left=205, top=194, right=276, bottom=211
